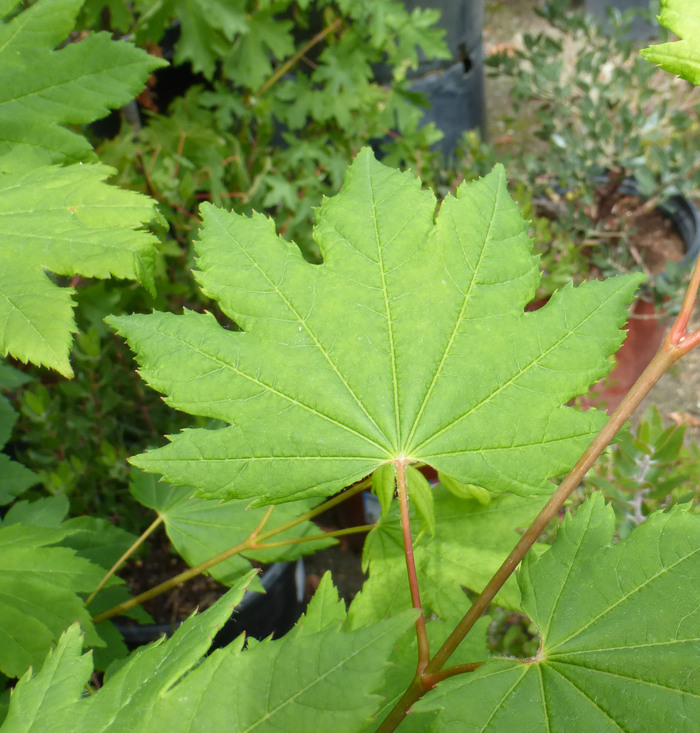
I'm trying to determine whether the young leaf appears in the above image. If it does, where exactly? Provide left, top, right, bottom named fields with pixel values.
left=110, top=149, right=642, bottom=505
left=412, top=494, right=700, bottom=730
left=372, top=463, right=397, bottom=518
left=640, top=0, right=700, bottom=85
left=405, top=464, right=435, bottom=536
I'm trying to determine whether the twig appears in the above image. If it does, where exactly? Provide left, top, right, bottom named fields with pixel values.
left=91, top=478, right=370, bottom=623
left=256, top=18, right=343, bottom=97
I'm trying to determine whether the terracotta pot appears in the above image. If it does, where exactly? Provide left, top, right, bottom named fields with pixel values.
left=582, top=190, right=700, bottom=413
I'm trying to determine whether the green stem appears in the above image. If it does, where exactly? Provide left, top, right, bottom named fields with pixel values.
left=92, top=479, right=370, bottom=623
left=378, top=252, right=700, bottom=731
left=255, top=524, right=374, bottom=550
left=395, top=459, right=430, bottom=674
left=256, top=17, right=342, bottom=97
left=86, top=515, right=164, bottom=608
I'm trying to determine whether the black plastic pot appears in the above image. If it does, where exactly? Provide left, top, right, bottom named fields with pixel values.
left=408, top=54, right=486, bottom=157
left=374, top=0, right=486, bottom=155
left=115, top=560, right=306, bottom=651
left=618, top=180, right=700, bottom=271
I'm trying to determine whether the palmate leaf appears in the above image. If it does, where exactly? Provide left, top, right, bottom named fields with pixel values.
left=130, top=472, right=335, bottom=590
left=411, top=494, right=700, bottom=731
left=640, top=0, right=700, bottom=85
left=0, top=0, right=164, bottom=376
left=3, top=575, right=416, bottom=733
left=110, top=149, right=642, bottom=505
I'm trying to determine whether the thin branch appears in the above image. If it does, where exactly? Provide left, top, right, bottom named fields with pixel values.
left=396, top=459, right=430, bottom=674
left=255, top=524, right=375, bottom=550
left=91, top=479, right=370, bottom=623
left=86, top=515, right=164, bottom=608
left=256, top=17, right=343, bottom=97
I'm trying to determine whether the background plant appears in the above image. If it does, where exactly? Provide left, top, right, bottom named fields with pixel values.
left=489, top=0, right=700, bottom=301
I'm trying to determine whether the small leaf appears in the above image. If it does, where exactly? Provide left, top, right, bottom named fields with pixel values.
left=406, top=464, right=435, bottom=536
left=439, top=471, right=492, bottom=504
left=372, top=463, right=396, bottom=518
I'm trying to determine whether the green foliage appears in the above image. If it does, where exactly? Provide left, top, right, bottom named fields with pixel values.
left=0, top=376, right=38, bottom=505
left=129, top=472, right=336, bottom=590
left=641, top=0, right=700, bottom=84
left=109, top=150, right=642, bottom=506
left=488, top=0, right=700, bottom=300
left=2, top=0, right=699, bottom=729
left=411, top=495, right=700, bottom=731
left=351, top=488, right=550, bottom=622
left=3, top=575, right=417, bottom=732
left=583, top=406, right=700, bottom=536
left=93, top=0, right=448, bottom=258
left=0, top=0, right=164, bottom=375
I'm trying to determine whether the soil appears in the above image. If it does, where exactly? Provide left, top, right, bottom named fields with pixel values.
left=119, top=536, right=229, bottom=624
left=594, top=191, right=686, bottom=274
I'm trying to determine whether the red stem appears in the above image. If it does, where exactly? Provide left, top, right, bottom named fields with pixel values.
left=396, top=459, right=430, bottom=673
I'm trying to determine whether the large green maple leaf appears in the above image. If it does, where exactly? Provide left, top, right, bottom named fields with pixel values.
left=640, top=0, right=700, bottom=85
left=411, top=494, right=700, bottom=731
left=110, top=149, right=642, bottom=504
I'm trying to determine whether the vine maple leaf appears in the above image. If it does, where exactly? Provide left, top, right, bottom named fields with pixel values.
left=110, top=149, right=642, bottom=504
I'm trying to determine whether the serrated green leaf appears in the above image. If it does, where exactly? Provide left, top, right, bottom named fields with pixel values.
left=3, top=576, right=416, bottom=733
left=110, top=149, right=642, bottom=506
left=292, top=571, right=347, bottom=636
left=350, top=487, right=549, bottom=625
left=0, top=394, right=38, bottom=505
left=0, top=3, right=167, bottom=168
left=640, top=0, right=700, bottom=84
left=0, top=624, right=92, bottom=733
left=372, top=463, right=396, bottom=518
left=412, top=495, right=700, bottom=731
left=0, top=164, right=159, bottom=376
left=2, top=577, right=253, bottom=733
left=130, top=472, right=335, bottom=589
left=0, top=0, right=82, bottom=55
left=0, top=520, right=105, bottom=678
